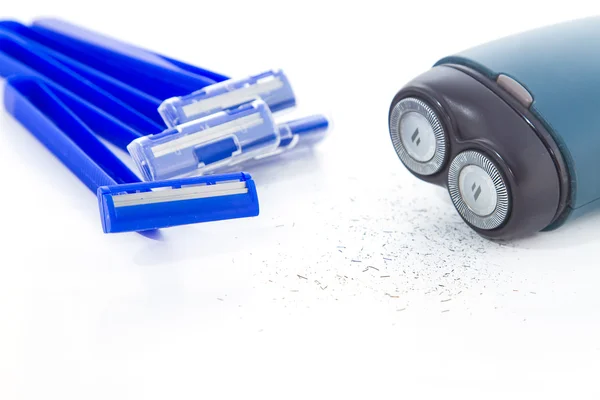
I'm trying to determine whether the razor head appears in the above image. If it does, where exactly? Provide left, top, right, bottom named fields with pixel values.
left=98, top=172, right=259, bottom=233
left=447, top=150, right=510, bottom=230
left=128, top=99, right=280, bottom=181
left=388, top=65, right=564, bottom=239
left=158, top=69, right=296, bottom=127
left=389, top=97, right=447, bottom=176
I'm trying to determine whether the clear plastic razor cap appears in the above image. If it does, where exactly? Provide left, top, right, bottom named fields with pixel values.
left=128, top=99, right=281, bottom=181
left=158, top=69, right=296, bottom=128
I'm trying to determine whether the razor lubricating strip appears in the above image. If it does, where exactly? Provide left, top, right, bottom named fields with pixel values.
left=3, top=76, right=260, bottom=233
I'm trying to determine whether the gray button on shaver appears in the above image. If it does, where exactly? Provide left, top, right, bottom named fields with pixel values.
left=389, top=97, right=447, bottom=176
left=447, top=151, right=510, bottom=230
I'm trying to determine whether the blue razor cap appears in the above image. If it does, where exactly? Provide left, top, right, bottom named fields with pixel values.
left=128, top=99, right=280, bottom=181
left=158, top=70, right=296, bottom=128
left=98, top=172, right=259, bottom=233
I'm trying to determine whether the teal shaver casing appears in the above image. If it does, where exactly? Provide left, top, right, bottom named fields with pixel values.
left=388, top=17, right=600, bottom=239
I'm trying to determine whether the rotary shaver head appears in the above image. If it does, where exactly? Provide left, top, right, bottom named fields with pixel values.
left=388, top=64, right=570, bottom=240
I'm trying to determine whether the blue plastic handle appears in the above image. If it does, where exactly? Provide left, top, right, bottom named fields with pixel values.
left=4, top=76, right=139, bottom=190
left=34, top=18, right=230, bottom=82
left=0, top=32, right=159, bottom=147
left=0, top=19, right=229, bottom=100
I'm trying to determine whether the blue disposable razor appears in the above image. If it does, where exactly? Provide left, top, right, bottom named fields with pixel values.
left=0, top=21, right=330, bottom=177
left=388, top=17, right=600, bottom=239
left=0, top=28, right=329, bottom=179
left=4, top=75, right=259, bottom=233
left=0, top=19, right=296, bottom=125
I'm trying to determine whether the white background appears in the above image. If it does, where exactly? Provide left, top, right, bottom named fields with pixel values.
left=1, top=1, right=600, bottom=399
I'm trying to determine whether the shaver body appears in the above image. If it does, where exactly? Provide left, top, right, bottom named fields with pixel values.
left=388, top=17, right=600, bottom=239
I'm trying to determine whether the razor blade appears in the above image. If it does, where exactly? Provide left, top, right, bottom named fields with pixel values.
left=158, top=70, right=296, bottom=128
left=4, top=75, right=260, bottom=233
